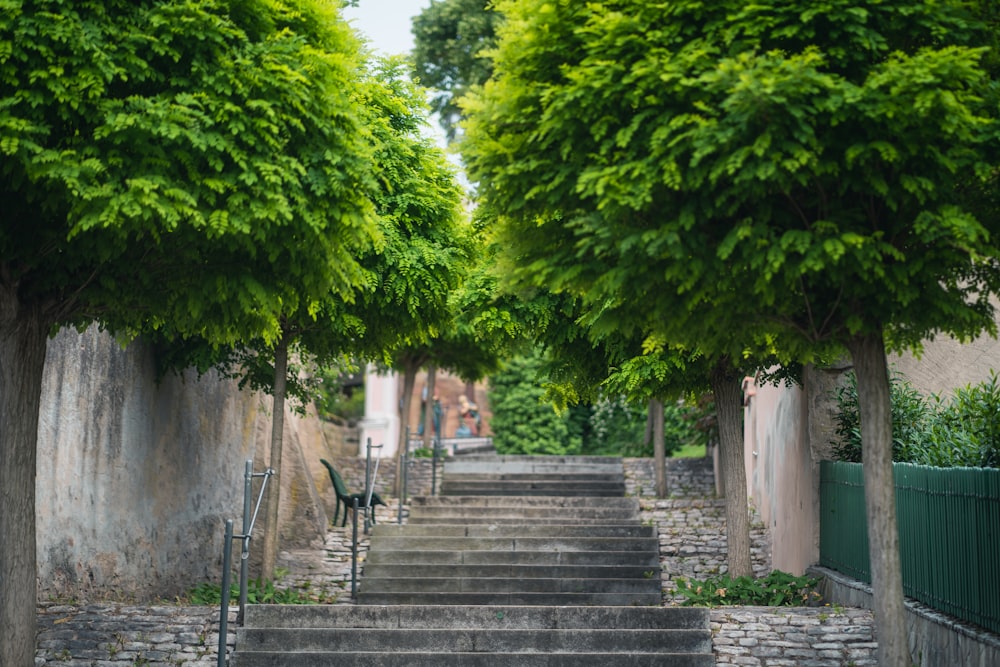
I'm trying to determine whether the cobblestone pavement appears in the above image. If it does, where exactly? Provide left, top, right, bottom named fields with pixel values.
left=36, top=460, right=877, bottom=666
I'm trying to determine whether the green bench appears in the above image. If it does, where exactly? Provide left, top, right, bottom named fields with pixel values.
left=320, top=458, right=387, bottom=527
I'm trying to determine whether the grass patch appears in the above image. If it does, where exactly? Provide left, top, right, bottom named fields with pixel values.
left=671, top=443, right=706, bottom=458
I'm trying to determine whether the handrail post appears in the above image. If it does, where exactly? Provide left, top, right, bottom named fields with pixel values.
left=351, top=496, right=360, bottom=600
left=218, top=519, right=234, bottom=667
left=431, top=433, right=440, bottom=496
left=364, top=437, right=372, bottom=533
left=398, top=444, right=407, bottom=525
left=402, top=450, right=409, bottom=512
left=238, top=460, right=252, bottom=624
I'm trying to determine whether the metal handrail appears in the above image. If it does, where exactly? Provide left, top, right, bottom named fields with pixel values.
left=218, top=461, right=274, bottom=667
left=363, top=438, right=383, bottom=534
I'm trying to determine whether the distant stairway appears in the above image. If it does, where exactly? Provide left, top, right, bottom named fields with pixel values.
left=233, top=455, right=714, bottom=666
left=440, top=455, right=626, bottom=496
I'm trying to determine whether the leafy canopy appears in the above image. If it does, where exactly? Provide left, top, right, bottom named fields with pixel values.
left=461, top=0, right=1000, bottom=359
left=1, top=0, right=378, bottom=341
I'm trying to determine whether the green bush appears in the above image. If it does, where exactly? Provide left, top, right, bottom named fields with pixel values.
left=832, top=371, right=932, bottom=463
left=582, top=396, right=704, bottom=457
left=489, top=351, right=581, bottom=455
left=586, top=395, right=648, bottom=456
left=186, top=574, right=337, bottom=605
left=674, top=570, right=822, bottom=607
left=313, top=364, right=365, bottom=425
left=832, top=370, right=1000, bottom=468
left=923, top=372, right=1000, bottom=468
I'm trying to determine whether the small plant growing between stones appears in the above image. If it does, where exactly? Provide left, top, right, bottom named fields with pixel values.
left=185, top=576, right=329, bottom=605
left=673, top=570, right=822, bottom=607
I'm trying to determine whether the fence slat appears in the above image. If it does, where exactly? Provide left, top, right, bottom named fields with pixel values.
left=819, top=461, right=999, bottom=635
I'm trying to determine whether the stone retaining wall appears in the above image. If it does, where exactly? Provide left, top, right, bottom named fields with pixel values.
left=711, top=606, right=877, bottom=666
left=623, top=455, right=717, bottom=498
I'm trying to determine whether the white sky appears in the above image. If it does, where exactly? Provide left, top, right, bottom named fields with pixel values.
left=341, top=1, right=432, bottom=57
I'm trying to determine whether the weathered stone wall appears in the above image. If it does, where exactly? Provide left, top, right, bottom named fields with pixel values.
left=711, top=606, right=877, bottom=666
left=35, top=327, right=336, bottom=602
left=622, top=456, right=717, bottom=499
left=36, top=327, right=261, bottom=601
left=889, top=329, right=1000, bottom=396
left=814, top=566, right=1000, bottom=667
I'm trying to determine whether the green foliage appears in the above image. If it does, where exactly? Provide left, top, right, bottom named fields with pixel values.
left=582, top=395, right=704, bottom=457
left=1, top=0, right=380, bottom=343
left=489, top=350, right=581, bottom=455
left=186, top=574, right=336, bottom=605
left=674, top=570, right=822, bottom=607
left=833, top=371, right=933, bottom=463
left=929, top=374, right=1000, bottom=468
left=411, top=0, right=498, bottom=141
left=584, top=395, right=647, bottom=457
left=411, top=446, right=436, bottom=459
left=462, top=0, right=1000, bottom=363
left=832, top=371, right=1000, bottom=468
left=312, top=364, right=365, bottom=425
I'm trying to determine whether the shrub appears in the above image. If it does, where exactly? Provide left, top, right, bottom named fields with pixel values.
left=832, top=371, right=933, bottom=464
left=832, top=370, right=1000, bottom=468
left=674, top=570, right=822, bottom=607
left=489, top=351, right=581, bottom=455
left=186, top=574, right=336, bottom=605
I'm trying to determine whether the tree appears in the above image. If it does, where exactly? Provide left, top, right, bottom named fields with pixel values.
left=411, top=0, right=498, bottom=141
left=461, top=2, right=1000, bottom=663
left=347, top=56, right=472, bottom=497
left=0, top=2, right=379, bottom=662
left=167, top=54, right=472, bottom=575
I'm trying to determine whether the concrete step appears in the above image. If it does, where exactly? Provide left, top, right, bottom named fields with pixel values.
left=361, top=563, right=659, bottom=580
left=356, top=591, right=664, bottom=605
left=233, top=605, right=712, bottom=666
left=233, top=651, right=714, bottom=666
left=244, top=604, right=708, bottom=629
left=358, top=577, right=660, bottom=594
left=370, top=524, right=655, bottom=538
left=363, top=549, right=661, bottom=567
left=442, top=471, right=626, bottom=481
left=441, top=469, right=625, bottom=480
left=440, top=458, right=627, bottom=497
left=237, top=628, right=706, bottom=653
left=408, top=506, right=638, bottom=521
left=409, top=495, right=639, bottom=509
left=439, top=488, right=626, bottom=498
left=444, top=455, right=624, bottom=464
left=407, top=516, right=640, bottom=525
left=368, top=535, right=659, bottom=552
left=440, top=482, right=626, bottom=497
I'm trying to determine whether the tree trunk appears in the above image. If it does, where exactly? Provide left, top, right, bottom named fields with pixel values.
left=394, top=360, right=419, bottom=496
left=0, top=290, right=49, bottom=667
left=421, top=364, right=437, bottom=450
left=710, top=359, right=752, bottom=578
left=847, top=331, right=911, bottom=667
left=651, top=398, right=667, bottom=498
left=260, top=333, right=290, bottom=581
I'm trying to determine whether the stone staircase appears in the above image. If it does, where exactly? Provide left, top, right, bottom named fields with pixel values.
left=233, top=455, right=714, bottom=666
left=439, top=455, right=626, bottom=496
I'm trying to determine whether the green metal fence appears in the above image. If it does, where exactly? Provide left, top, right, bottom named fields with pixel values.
left=819, top=461, right=1000, bottom=635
